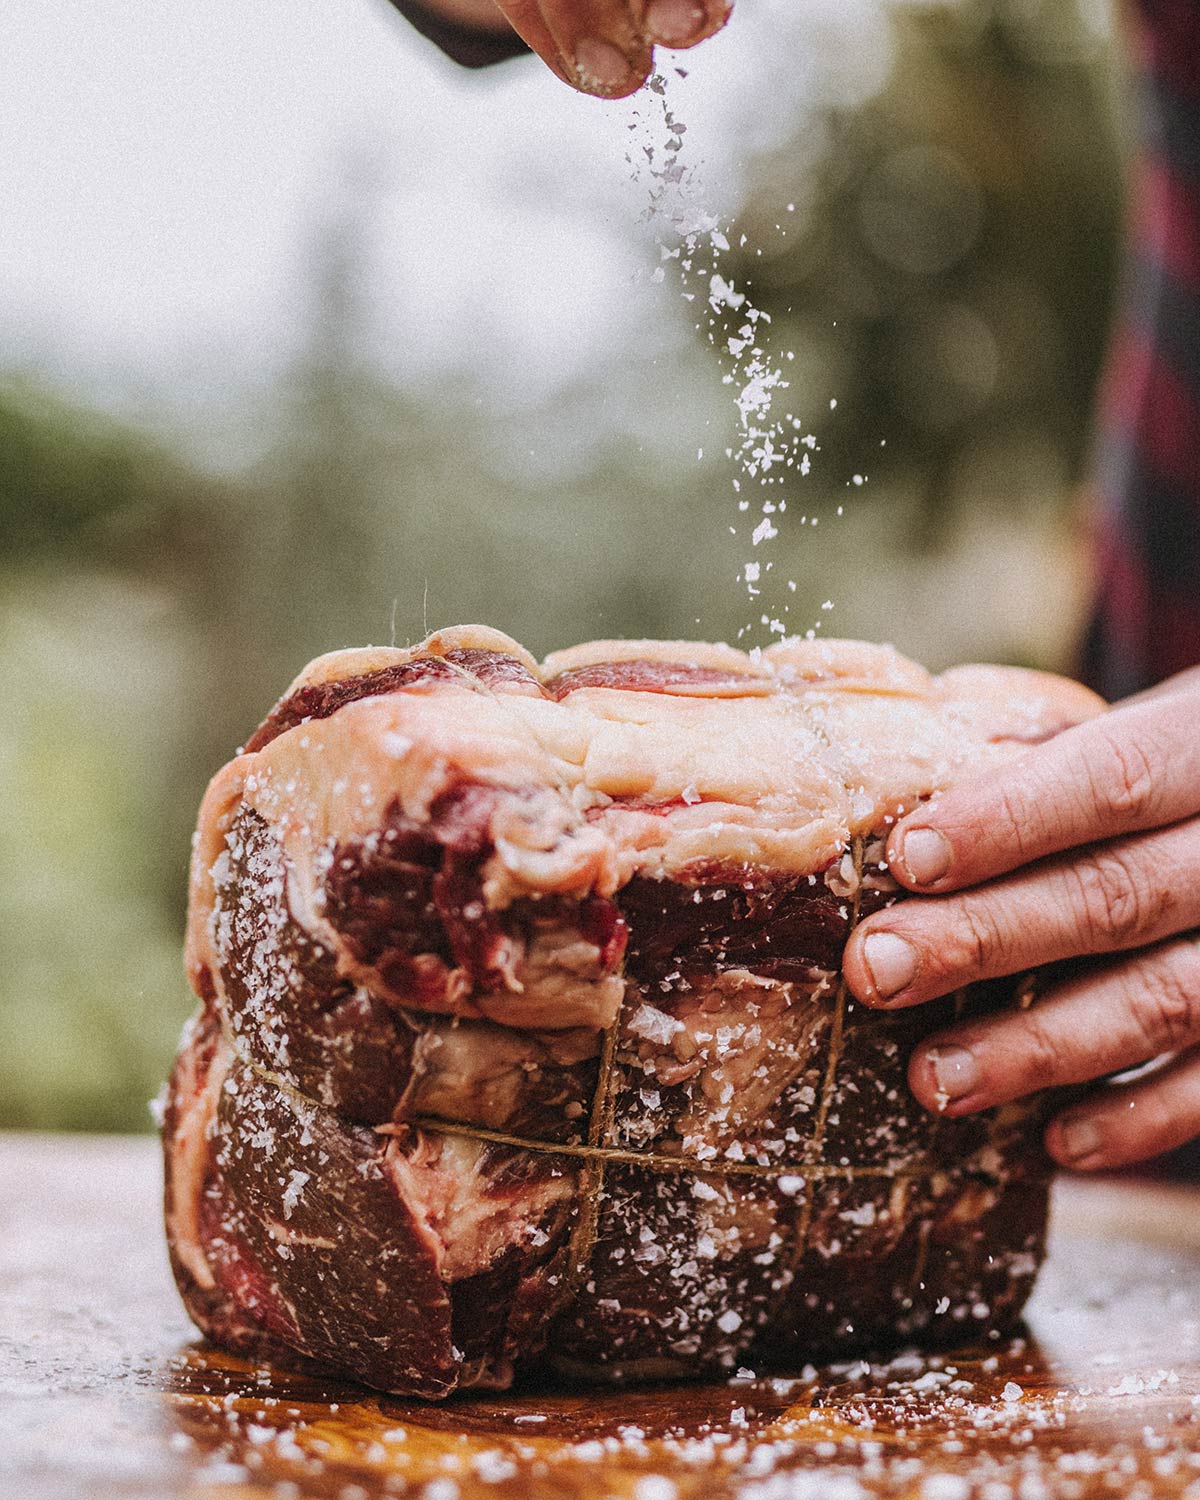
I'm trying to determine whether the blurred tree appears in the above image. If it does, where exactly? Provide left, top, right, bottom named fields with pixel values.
left=0, top=384, right=228, bottom=1127
left=0, top=382, right=194, bottom=561
left=723, top=0, right=1123, bottom=544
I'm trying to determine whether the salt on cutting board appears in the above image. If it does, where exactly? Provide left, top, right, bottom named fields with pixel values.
left=4, top=1136, right=1200, bottom=1500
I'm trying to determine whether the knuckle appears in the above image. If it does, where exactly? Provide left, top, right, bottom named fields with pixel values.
left=1129, top=947, right=1200, bottom=1055
left=1012, top=1010, right=1066, bottom=1090
left=1084, top=728, right=1158, bottom=828
left=994, top=782, right=1040, bottom=864
left=1068, top=848, right=1162, bottom=949
left=951, top=896, right=1011, bottom=979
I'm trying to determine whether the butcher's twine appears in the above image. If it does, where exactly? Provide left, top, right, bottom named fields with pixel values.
left=218, top=835, right=1045, bottom=1321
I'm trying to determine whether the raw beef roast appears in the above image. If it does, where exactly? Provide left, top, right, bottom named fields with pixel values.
left=162, top=627, right=1103, bottom=1397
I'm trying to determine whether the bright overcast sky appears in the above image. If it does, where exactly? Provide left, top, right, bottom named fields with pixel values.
left=0, top=0, right=895, bottom=427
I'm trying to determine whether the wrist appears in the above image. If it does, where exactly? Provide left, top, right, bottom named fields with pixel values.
left=408, top=0, right=514, bottom=35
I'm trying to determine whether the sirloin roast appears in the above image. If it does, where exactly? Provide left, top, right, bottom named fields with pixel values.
left=162, top=626, right=1103, bottom=1398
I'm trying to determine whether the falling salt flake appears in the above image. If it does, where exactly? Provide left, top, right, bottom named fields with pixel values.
left=709, top=273, right=746, bottom=313
left=935, top=1296, right=951, bottom=1315
left=1002, top=1381, right=1023, bottom=1403
left=680, top=782, right=702, bottom=806
left=851, top=474, right=865, bottom=486
left=821, top=600, right=834, bottom=611
left=628, top=73, right=820, bottom=641
left=777, top=1174, right=806, bottom=1197
left=717, top=1310, right=743, bottom=1334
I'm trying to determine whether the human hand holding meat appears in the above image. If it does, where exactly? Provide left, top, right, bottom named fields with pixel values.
left=404, top=0, right=731, bottom=94
left=844, top=668, right=1200, bottom=1171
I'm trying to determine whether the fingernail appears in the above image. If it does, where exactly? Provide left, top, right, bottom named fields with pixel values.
left=1056, top=1115, right=1104, bottom=1164
left=861, top=932, right=919, bottom=1000
left=924, top=1045, right=979, bottom=1110
left=898, top=827, right=953, bottom=886
left=644, top=0, right=706, bottom=45
left=573, top=37, right=635, bottom=92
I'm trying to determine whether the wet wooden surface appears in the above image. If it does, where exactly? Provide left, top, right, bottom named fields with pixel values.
left=3, top=1134, right=1199, bottom=1499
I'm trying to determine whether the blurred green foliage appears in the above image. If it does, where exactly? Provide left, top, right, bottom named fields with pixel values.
left=728, top=0, right=1122, bottom=540
left=0, top=0, right=1121, bottom=1130
left=0, top=385, right=179, bottom=559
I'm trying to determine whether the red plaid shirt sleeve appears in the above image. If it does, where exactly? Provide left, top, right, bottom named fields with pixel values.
left=1081, top=0, right=1200, bottom=698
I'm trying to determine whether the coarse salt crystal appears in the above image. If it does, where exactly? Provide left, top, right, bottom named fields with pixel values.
left=627, top=1004, right=683, bottom=1045
left=280, top=1170, right=309, bottom=1220
left=921, top=1476, right=971, bottom=1500
left=633, top=1479, right=678, bottom=1500
left=472, top=1451, right=517, bottom=1483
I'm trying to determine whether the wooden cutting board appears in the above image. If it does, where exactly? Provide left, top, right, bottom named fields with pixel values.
left=2, top=1133, right=1199, bottom=1499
